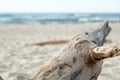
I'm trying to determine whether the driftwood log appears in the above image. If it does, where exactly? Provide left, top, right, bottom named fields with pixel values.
left=31, top=21, right=120, bottom=80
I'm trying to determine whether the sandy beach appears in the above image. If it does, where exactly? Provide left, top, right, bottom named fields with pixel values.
left=0, top=22, right=120, bottom=80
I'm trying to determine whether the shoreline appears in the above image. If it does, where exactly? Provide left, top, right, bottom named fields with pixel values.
left=0, top=21, right=120, bottom=25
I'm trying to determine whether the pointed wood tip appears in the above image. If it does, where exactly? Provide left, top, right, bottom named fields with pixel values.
left=101, top=20, right=111, bottom=37
left=102, top=20, right=109, bottom=28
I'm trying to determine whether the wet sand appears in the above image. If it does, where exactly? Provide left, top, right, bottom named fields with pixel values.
left=0, top=22, right=120, bottom=80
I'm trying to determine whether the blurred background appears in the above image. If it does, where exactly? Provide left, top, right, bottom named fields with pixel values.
left=0, top=0, right=120, bottom=24
left=0, top=0, right=120, bottom=80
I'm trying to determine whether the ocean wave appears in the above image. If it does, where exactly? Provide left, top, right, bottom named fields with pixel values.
left=0, top=13, right=120, bottom=24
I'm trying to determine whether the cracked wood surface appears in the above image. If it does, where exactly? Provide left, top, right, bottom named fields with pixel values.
left=31, top=21, right=120, bottom=80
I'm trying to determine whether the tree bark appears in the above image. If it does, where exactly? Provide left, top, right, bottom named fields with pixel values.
left=31, top=21, right=120, bottom=80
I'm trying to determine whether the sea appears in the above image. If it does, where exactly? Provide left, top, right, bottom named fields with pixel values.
left=0, top=13, right=120, bottom=24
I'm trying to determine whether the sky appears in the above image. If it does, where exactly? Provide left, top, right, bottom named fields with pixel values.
left=0, top=0, right=120, bottom=13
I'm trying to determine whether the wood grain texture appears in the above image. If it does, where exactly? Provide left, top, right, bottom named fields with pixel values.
left=31, top=21, right=120, bottom=80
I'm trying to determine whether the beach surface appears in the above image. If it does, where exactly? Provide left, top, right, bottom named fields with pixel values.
left=0, top=23, right=120, bottom=80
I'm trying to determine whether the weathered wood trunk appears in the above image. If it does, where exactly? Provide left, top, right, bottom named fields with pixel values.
left=31, top=21, right=120, bottom=80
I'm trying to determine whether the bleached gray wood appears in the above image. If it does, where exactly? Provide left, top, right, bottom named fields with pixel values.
left=31, top=21, right=114, bottom=80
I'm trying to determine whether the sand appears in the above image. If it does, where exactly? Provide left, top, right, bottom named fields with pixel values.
left=0, top=23, right=120, bottom=80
